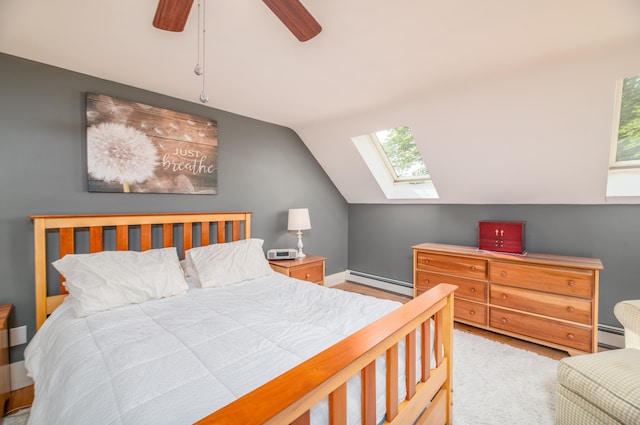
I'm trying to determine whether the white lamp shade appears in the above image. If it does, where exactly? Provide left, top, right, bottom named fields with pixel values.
left=288, top=208, right=311, bottom=231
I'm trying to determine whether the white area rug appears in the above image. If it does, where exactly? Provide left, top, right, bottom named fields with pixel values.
left=454, top=329, right=559, bottom=425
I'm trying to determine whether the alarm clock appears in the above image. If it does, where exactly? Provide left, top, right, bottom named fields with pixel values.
left=267, top=248, right=298, bottom=260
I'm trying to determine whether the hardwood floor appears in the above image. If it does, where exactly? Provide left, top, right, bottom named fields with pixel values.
left=333, top=281, right=571, bottom=361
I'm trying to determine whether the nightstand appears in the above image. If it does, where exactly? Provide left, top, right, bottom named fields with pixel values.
left=269, top=255, right=326, bottom=285
left=0, top=304, right=11, bottom=416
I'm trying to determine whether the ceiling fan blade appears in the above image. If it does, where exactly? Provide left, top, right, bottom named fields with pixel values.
left=153, top=0, right=194, bottom=32
left=262, top=0, right=322, bottom=42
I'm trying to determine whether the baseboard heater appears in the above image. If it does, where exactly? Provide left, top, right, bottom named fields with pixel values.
left=346, top=270, right=626, bottom=349
left=345, top=270, right=413, bottom=297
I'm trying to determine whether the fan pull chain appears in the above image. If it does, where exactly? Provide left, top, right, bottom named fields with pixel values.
left=196, top=0, right=208, bottom=103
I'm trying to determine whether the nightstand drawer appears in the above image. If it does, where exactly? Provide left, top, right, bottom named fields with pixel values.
left=289, top=263, right=324, bottom=283
left=269, top=255, right=326, bottom=285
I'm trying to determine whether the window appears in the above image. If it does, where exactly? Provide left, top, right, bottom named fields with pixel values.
left=611, top=76, right=640, bottom=169
left=373, top=126, right=429, bottom=182
left=352, top=125, right=438, bottom=200
left=607, top=76, right=640, bottom=199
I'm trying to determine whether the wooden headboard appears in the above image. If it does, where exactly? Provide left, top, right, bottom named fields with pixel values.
left=30, top=212, right=252, bottom=330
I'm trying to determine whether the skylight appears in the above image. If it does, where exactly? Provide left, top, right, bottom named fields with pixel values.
left=606, top=76, right=640, bottom=199
left=373, top=126, right=429, bottom=182
left=352, top=125, right=438, bottom=200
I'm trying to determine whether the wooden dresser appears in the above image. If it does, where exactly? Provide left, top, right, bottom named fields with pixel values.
left=413, top=243, right=603, bottom=355
left=0, top=304, right=11, bottom=415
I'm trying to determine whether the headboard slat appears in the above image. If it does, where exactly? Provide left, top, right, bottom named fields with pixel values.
left=184, top=222, right=193, bottom=255
left=163, top=223, right=174, bottom=248
left=217, top=223, right=225, bottom=243
left=140, top=224, right=152, bottom=251
left=201, top=222, right=210, bottom=246
left=30, top=212, right=253, bottom=329
left=89, top=227, right=103, bottom=253
left=116, top=225, right=128, bottom=251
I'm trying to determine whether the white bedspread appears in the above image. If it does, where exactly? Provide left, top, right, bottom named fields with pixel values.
left=25, top=274, right=419, bottom=425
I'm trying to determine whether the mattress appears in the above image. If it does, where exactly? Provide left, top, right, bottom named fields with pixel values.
left=25, top=273, right=428, bottom=425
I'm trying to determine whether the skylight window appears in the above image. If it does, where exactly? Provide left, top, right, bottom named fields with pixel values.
left=373, top=126, right=429, bottom=182
left=606, top=75, right=640, bottom=199
left=352, top=125, right=438, bottom=200
left=611, top=76, right=640, bottom=169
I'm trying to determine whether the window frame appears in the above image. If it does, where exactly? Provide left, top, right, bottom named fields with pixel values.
left=370, top=129, right=430, bottom=184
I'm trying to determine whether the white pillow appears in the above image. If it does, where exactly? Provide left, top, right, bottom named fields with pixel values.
left=52, top=247, right=189, bottom=317
left=186, top=238, right=273, bottom=288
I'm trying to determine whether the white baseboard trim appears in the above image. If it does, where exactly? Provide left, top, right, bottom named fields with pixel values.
left=345, top=270, right=414, bottom=297
left=10, top=361, right=33, bottom=391
left=324, top=271, right=345, bottom=287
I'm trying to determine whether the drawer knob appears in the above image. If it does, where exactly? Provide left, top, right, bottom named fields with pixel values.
left=306, top=273, right=311, bottom=279
left=470, top=288, right=476, bottom=294
left=501, top=294, right=507, bottom=300
left=568, top=280, right=575, bottom=287
left=567, top=306, right=575, bottom=313
left=500, top=271, right=507, bottom=277
left=567, top=333, right=575, bottom=340
left=469, top=310, right=476, bottom=316
left=470, top=265, right=476, bottom=271
left=501, top=318, right=507, bottom=324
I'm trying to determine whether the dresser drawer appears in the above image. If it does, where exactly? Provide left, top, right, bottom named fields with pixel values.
left=455, top=299, right=487, bottom=326
left=415, top=252, right=487, bottom=279
left=489, top=262, right=593, bottom=298
left=416, top=271, right=486, bottom=302
left=490, top=284, right=592, bottom=325
left=490, top=307, right=592, bottom=352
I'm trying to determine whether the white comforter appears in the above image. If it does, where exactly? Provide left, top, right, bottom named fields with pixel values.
left=25, top=274, right=417, bottom=425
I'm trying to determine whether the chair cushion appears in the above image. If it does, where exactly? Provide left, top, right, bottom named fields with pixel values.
left=557, top=349, right=640, bottom=425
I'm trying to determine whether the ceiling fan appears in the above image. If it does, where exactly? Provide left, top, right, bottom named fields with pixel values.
left=153, top=0, right=322, bottom=42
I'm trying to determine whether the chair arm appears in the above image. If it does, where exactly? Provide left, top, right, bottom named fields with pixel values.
left=614, top=300, right=640, bottom=349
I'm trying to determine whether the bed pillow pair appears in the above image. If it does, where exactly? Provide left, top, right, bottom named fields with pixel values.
left=185, top=238, right=274, bottom=288
left=52, top=247, right=189, bottom=317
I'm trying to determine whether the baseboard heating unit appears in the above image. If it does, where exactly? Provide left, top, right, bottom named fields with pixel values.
left=345, top=270, right=413, bottom=297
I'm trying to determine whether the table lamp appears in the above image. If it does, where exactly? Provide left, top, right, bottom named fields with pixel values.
left=288, top=208, right=311, bottom=258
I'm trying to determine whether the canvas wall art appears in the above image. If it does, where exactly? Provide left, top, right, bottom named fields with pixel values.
left=86, top=93, right=217, bottom=194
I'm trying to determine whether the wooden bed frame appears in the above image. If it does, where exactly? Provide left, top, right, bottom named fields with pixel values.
left=31, top=212, right=456, bottom=425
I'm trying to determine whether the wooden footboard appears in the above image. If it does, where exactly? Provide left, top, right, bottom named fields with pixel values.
left=196, top=283, right=456, bottom=425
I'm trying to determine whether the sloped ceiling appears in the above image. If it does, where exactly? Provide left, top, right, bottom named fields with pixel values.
left=2, top=0, right=640, bottom=203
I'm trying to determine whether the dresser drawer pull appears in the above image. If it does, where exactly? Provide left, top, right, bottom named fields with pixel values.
left=470, top=288, right=476, bottom=294
left=469, top=310, right=476, bottom=316
left=306, top=273, right=311, bottom=279
left=500, top=271, right=507, bottom=277
left=501, top=318, right=507, bottom=324
left=567, top=306, right=575, bottom=313
left=470, top=266, right=476, bottom=271
left=568, top=280, right=575, bottom=287
left=567, top=333, right=575, bottom=340
left=501, top=294, right=507, bottom=300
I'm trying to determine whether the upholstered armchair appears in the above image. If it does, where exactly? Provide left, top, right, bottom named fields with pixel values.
left=614, top=300, right=640, bottom=349
left=556, top=300, right=640, bottom=424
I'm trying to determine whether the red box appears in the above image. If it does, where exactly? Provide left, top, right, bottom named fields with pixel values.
left=478, top=221, right=525, bottom=254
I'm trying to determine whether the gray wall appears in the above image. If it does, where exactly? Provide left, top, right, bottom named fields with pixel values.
left=0, top=53, right=348, bottom=361
left=348, top=204, right=640, bottom=327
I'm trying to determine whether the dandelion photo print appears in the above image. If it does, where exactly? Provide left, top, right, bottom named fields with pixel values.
left=86, top=93, right=217, bottom=194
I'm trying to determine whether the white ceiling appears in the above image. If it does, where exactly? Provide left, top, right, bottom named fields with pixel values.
left=2, top=0, right=640, bottom=203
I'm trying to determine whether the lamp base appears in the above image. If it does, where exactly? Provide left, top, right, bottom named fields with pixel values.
left=296, top=230, right=306, bottom=258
